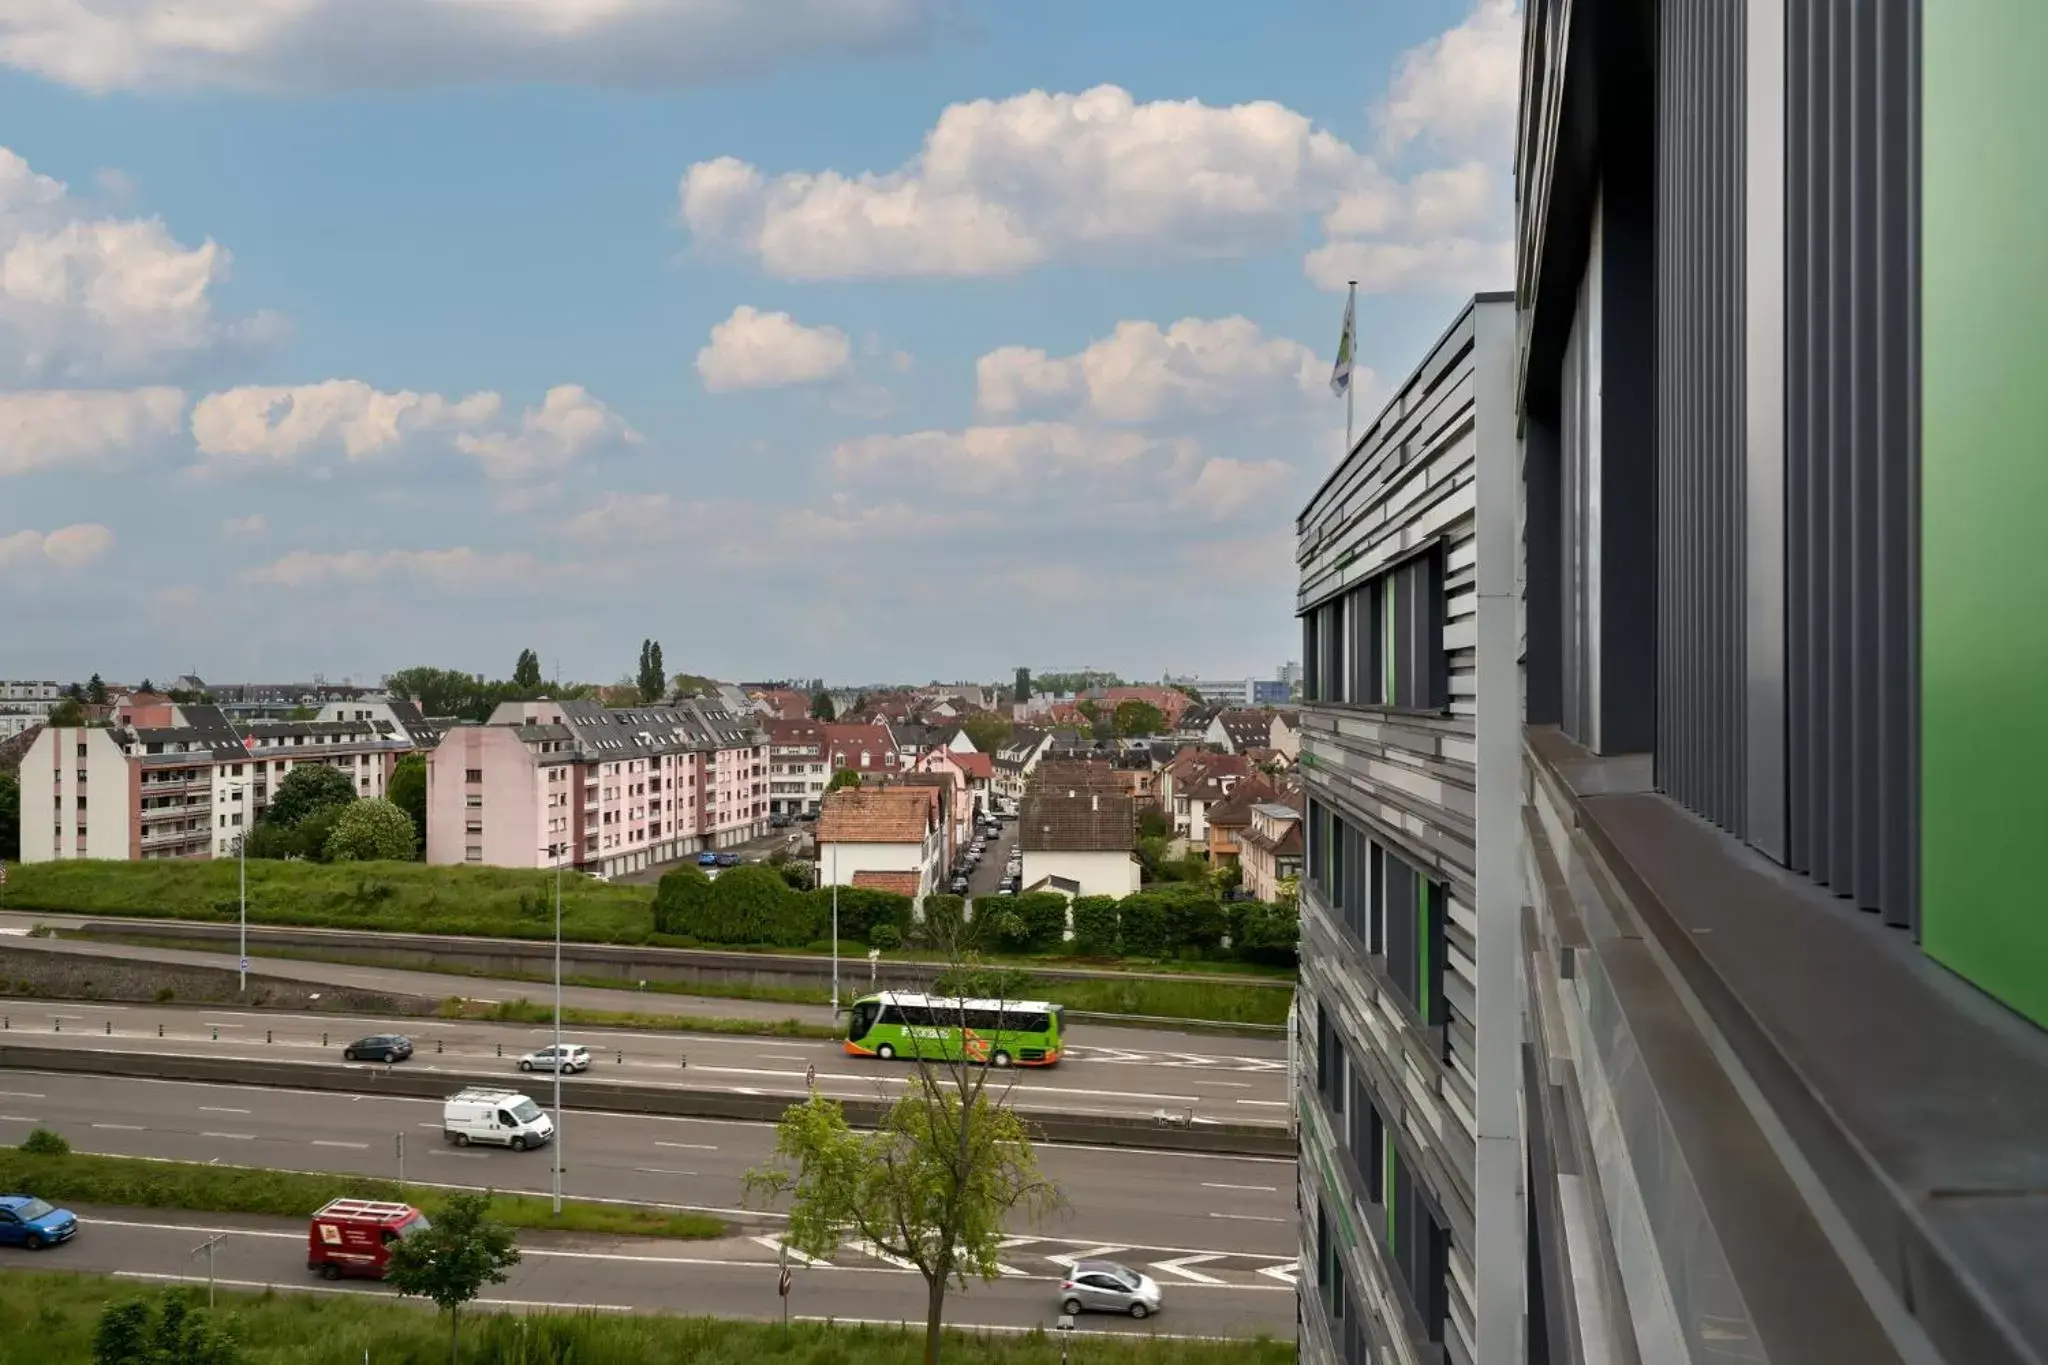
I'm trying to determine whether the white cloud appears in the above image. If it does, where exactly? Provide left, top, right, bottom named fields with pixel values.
left=188, top=379, right=636, bottom=481
left=452, top=384, right=642, bottom=481
left=1, top=146, right=286, bottom=384
left=0, top=387, right=185, bottom=475
left=695, top=305, right=851, bottom=392
left=0, top=1, right=943, bottom=94
left=190, top=380, right=502, bottom=470
left=0, top=521, right=114, bottom=569
left=832, top=422, right=1167, bottom=496
left=219, top=513, right=267, bottom=538
left=563, top=491, right=677, bottom=541
left=243, top=546, right=537, bottom=592
left=681, top=85, right=1367, bottom=279
left=1179, top=456, right=1296, bottom=519
left=1377, top=0, right=1522, bottom=155
left=976, top=317, right=1320, bottom=424
left=1303, top=236, right=1512, bottom=294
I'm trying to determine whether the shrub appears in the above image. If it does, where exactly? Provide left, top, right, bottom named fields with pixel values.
left=21, top=1127, right=69, bottom=1156
left=649, top=865, right=712, bottom=936
left=1233, top=900, right=1301, bottom=968
left=807, top=886, right=913, bottom=944
left=1116, top=891, right=1171, bottom=957
left=921, top=893, right=971, bottom=948
left=1160, top=886, right=1229, bottom=953
left=1069, top=896, right=1119, bottom=956
left=868, top=922, right=901, bottom=951
left=324, top=798, right=418, bottom=862
left=989, top=909, right=1032, bottom=953
left=699, top=865, right=798, bottom=946
left=1006, top=892, right=1069, bottom=952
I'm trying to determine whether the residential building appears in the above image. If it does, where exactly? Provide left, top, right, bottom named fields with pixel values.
left=1238, top=800, right=1302, bottom=903
left=816, top=786, right=944, bottom=902
left=747, top=688, right=814, bottom=722
left=1157, top=750, right=1252, bottom=844
left=763, top=718, right=828, bottom=817
left=1174, top=702, right=1222, bottom=744
left=425, top=699, right=768, bottom=877
left=1017, top=786, right=1139, bottom=899
left=822, top=723, right=903, bottom=782
left=1295, top=293, right=1517, bottom=1365
left=0, top=680, right=61, bottom=738
left=1202, top=775, right=1278, bottom=867
left=911, top=746, right=993, bottom=825
left=1206, top=709, right=1299, bottom=757
left=1488, top=3, right=2047, bottom=1363
left=316, top=698, right=446, bottom=749
left=989, top=726, right=1053, bottom=814
left=22, top=704, right=421, bottom=862
left=1163, top=676, right=1293, bottom=708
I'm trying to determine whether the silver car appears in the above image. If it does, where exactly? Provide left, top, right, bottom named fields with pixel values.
left=518, top=1044, right=591, bottom=1074
left=1058, top=1260, right=1163, bottom=1319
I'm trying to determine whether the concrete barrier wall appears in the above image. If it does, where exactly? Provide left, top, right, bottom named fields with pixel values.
left=0, top=1044, right=1295, bottom=1160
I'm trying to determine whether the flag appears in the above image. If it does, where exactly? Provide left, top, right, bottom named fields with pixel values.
left=1329, top=282, right=1357, bottom=396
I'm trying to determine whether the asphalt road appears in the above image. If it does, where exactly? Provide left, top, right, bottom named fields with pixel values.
left=0, top=1071, right=1299, bottom=1266
left=0, top=1203, right=1295, bottom=1339
left=0, top=998, right=1289, bottom=1125
left=961, top=820, right=1018, bottom=899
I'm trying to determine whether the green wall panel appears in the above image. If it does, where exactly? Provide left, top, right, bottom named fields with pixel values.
left=1921, top=0, right=2048, bottom=1028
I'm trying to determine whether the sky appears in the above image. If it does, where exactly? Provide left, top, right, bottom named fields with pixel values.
left=0, top=0, right=1520, bottom=690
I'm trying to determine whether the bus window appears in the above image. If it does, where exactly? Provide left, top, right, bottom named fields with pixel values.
left=848, top=1000, right=881, bottom=1042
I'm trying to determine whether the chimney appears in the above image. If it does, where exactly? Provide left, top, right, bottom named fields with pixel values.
left=1091, top=792, right=1099, bottom=811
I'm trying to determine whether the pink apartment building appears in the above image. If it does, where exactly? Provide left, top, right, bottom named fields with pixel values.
left=424, top=698, right=770, bottom=877
left=20, top=704, right=420, bottom=863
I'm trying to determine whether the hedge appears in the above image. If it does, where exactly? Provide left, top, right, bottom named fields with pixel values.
left=1070, top=895, right=1120, bottom=955
left=1007, top=891, right=1070, bottom=952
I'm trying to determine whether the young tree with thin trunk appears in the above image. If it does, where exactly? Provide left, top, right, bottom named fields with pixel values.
left=744, top=915, right=1061, bottom=1365
left=384, top=1191, right=520, bottom=1365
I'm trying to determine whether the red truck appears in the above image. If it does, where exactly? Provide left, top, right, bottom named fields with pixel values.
left=307, top=1198, right=430, bottom=1281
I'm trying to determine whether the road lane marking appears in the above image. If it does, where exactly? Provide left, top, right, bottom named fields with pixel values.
left=655, top=1141, right=718, bottom=1151
left=1202, top=1182, right=1278, bottom=1193
left=758, top=1054, right=808, bottom=1063
left=632, top=1167, right=697, bottom=1177
left=1043, top=1244, right=1128, bottom=1272
left=429, top=1149, right=487, bottom=1160
left=1234, top=1099, right=1288, bottom=1107
left=1150, top=1252, right=1228, bottom=1285
left=199, top=1106, right=251, bottom=1114
left=312, top=1140, right=369, bottom=1150
left=752, top=1234, right=824, bottom=1265
left=0, top=1091, right=45, bottom=1099
left=853, top=1239, right=919, bottom=1271
left=796, top=1315, right=1254, bottom=1339
left=1257, top=1263, right=1301, bottom=1286
left=1208, top=1212, right=1288, bottom=1223
left=201, top=1131, right=256, bottom=1141
left=0, top=1115, right=39, bottom=1122
left=91, top=1122, right=145, bottom=1131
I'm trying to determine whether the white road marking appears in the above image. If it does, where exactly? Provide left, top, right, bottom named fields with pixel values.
left=757, top=1054, right=808, bottom=1063
left=1043, top=1244, right=1129, bottom=1273
left=853, top=1239, right=920, bottom=1271
left=110, top=1270, right=634, bottom=1313
left=1257, top=1262, right=1301, bottom=1286
left=91, top=1122, right=144, bottom=1131
left=1235, top=1099, right=1289, bottom=1107
left=1150, top=1252, right=1229, bottom=1285
left=655, top=1141, right=718, bottom=1151
left=796, top=1315, right=1251, bottom=1339
left=0, top=1091, right=46, bottom=1100
left=312, top=1140, right=369, bottom=1150
left=1208, top=1212, right=1288, bottom=1223
left=429, top=1149, right=486, bottom=1160
left=0, top=1115, right=39, bottom=1123
left=751, top=1234, right=824, bottom=1266
left=1202, top=1182, right=1278, bottom=1193
left=201, top=1131, right=255, bottom=1141
left=199, top=1106, right=251, bottom=1114
left=632, top=1167, right=697, bottom=1177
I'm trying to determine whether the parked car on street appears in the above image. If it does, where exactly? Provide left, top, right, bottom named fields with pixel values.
left=697, top=851, right=720, bottom=866
left=0, top=1195, right=77, bottom=1251
left=949, top=875, right=969, bottom=894
left=518, top=1044, right=592, bottom=1074
left=770, top=813, right=792, bottom=828
left=1059, top=1260, right=1163, bottom=1319
left=715, top=852, right=741, bottom=867
left=342, top=1034, right=413, bottom=1064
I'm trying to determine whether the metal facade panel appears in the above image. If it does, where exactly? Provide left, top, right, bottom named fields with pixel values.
left=1783, top=0, right=1920, bottom=928
left=1657, top=0, right=1749, bottom=834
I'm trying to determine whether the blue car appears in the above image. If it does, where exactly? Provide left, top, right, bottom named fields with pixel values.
left=696, top=851, right=720, bottom=867
left=0, top=1195, right=78, bottom=1250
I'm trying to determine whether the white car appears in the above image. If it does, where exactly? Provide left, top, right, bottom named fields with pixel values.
left=518, top=1044, right=591, bottom=1074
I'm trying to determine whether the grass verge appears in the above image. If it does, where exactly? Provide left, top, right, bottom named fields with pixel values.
left=0, top=1145, right=726, bottom=1242
left=435, top=996, right=840, bottom=1039
left=0, top=1272, right=1292, bottom=1364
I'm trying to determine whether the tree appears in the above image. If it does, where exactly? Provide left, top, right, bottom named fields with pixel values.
left=699, top=864, right=810, bottom=946
left=46, top=698, right=85, bottom=727
left=670, top=673, right=717, bottom=698
left=650, top=863, right=713, bottom=936
left=1173, top=683, right=1205, bottom=703
left=386, top=666, right=490, bottom=721
left=1013, top=667, right=1031, bottom=702
left=324, top=797, right=417, bottom=861
left=387, top=753, right=428, bottom=855
left=826, top=767, right=862, bottom=793
left=512, top=649, right=543, bottom=692
left=137, top=677, right=156, bottom=693
left=0, top=771, right=19, bottom=863
left=637, top=639, right=666, bottom=703
left=960, top=714, right=1013, bottom=755
left=264, top=764, right=358, bottom=829
left=86, top=673, right=107, bottom=705
left=1137, top=807, right=1170, bottom=840
left=810, top=690, right=835, bottom=720
left=745, top=914, right=1061, bottom=1365
left=385, top=1190, right=521, bottom=1365
left=1113, top=699, right=1165, bottom=737
left=93, top=1294, right=239, bottom=1365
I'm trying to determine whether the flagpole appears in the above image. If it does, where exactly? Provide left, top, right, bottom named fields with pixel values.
left=1344, top=280, right=1357, bottom=453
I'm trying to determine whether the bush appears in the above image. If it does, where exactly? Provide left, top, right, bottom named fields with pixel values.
left=1137, top=807, right=1170, bottom=840
left=921, top=893, right=970, bottom=948
left=807, top=886, right=914, bottom=944
left=699, top=865, right=802, bottom=946
left=868, top=922, right=902, bottom=951
left=649, top=864, right=712, bottom=936
left=1006, top=892, right=1069, bottom=952
left=1115, top=891, right=1172, bottom=957
left=1232, top=900, right=1301, bottom=968
left=323, top=798, right=418, bottom=862
left=93, top=1296, right=240, bottom=1365
left=1161, top=887, right=1229, bottom=954
left=21, top=1127, right=69, bottom=1156
left=988, top=909, right=1032, bottom=952
left=1069, top=896, right=1119, bottom=956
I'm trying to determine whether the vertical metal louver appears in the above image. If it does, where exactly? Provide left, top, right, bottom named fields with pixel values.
left=1656, top=0, right=1749, bottom=833
left=1784, top=0, right=1919, bottom=930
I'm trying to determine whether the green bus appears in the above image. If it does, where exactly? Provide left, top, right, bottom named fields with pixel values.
left=843, top=991, right=1065, bottom=1068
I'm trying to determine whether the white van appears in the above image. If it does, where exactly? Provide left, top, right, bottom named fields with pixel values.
left=441, top=1088, right=554, bottom=1150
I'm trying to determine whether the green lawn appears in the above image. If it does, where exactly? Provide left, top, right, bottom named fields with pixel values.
left=0, top=1273, right=1292, bottom=1364
left=0, top=1145, right=725, bottom=1241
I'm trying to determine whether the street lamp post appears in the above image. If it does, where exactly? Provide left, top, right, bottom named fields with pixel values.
left=551, top=841, right=564, bottom=1215
left=829, top=840, right=839, bottom=1019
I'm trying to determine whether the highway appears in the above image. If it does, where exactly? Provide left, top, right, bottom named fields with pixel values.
left=0, top=997, right=1289, bottom=1125
left=2, top=1203, right=1295, bottom=1339
left=0, top=1071, right=1299, bottom=1262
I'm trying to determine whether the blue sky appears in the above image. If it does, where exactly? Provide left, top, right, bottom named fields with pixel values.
left=1, top=0, right=1517, bottom=689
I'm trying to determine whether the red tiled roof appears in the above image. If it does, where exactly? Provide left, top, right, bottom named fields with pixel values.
left=818, top=787, right=934, bottom=843
left=950, top=751, right=993, bottom=780
left=850, top=870, right=923, bottom=897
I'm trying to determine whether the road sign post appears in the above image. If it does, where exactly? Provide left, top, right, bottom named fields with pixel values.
left=805, top=1061, right=816, bottom=1092
left=190, top=1233, right=227, bottom=1308
left=395, top=1131, right=405, bottom=1187
left=1056, top=1312, right=1075, bottom=1365
left=777, top=1243, right=792, bottom=1339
